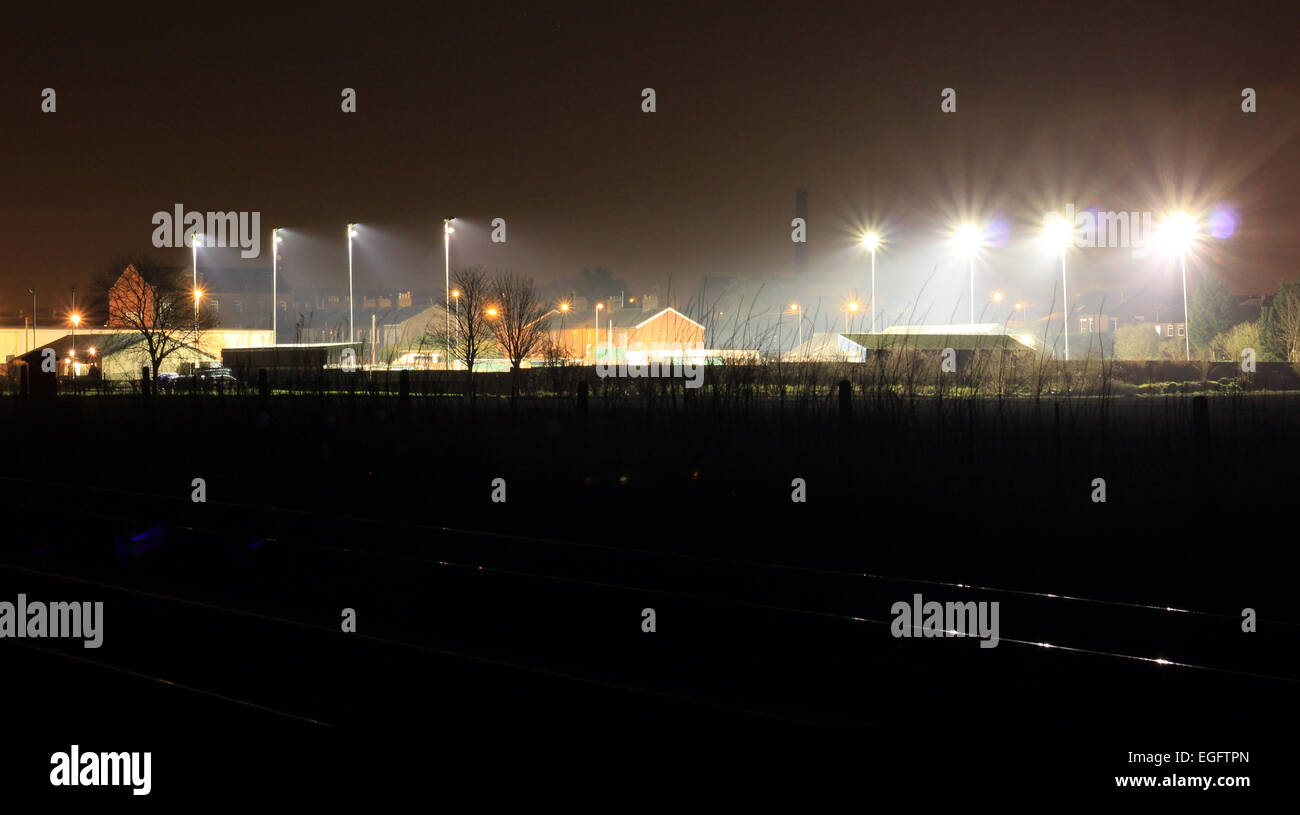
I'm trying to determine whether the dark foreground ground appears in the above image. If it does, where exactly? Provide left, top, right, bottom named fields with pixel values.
left=1, top=385, right=1295, bottom=797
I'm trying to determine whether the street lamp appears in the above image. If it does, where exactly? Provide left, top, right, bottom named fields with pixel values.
left=953, top=222, right=984, bottom=324
left=451, top=288, right=462, bottom=365
left=789, top=303, right=802, bottom=358
left=70, top=312, right=80, bottom=361
left=191, top=233, right=203, bottom=344
left=1043, top=212, right=1074, bottom=360
left=346, top=224, right=359, bottom=343
left=1158, top=212, right=1199, bottom=360
left=862, top=232, right=881, bottom=333
left=594, top=302, right=605, bottom=362
left=443, top=217, right=455, bottom=370
left=272, top=228, right=283, bottom=345
left=846, top=300, right=860, bottom=333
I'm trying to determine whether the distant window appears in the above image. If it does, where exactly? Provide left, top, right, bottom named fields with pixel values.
left=1177, top=325, right=1184, bottom=337
left=210, top=299, right=219, bottom=313
left=1167, top=324, right=1174, bottom=336
left=234, top=300, right=243, bottom=314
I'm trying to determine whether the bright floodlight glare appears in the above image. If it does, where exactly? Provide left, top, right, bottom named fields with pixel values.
left=1158, top=212, right=1198, bottom=253
left=194, top=288, right=203, bottom=300
left=71, top=313, right=81, bottom=325
left=790, top=303, right=798, bottom=311
left=192, top=234, right=203, bottom=247
left=1043, top=213, right=1072, bottom=249
left=486, top=307, right=498, bottom=317
left=862, top=232, right=880, bottom=251
left=848, top=301, right=859, bottom=312
left=348, top=224, right=359, bottom=237
left=991, top=291, right=1004, bottom=303
left=953, top=223, right=982, bottom=255
left=596, top=302, right=604, bottom=310
left=559, top=302, right=569, bottom=312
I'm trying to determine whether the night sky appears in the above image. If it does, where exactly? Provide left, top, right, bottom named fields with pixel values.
left=2, top=0, right=1298, bottom=318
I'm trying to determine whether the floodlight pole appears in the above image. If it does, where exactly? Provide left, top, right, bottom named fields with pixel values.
left=1061, top=250, right=1070, bottom=362
left=969, top=256, right=975, bottom=325
left=443, top=217, right=454, bottom=371
left=1181, top=251, right=1190, bottom=360
left=870, top=248, right=877, bottom=334
left=347, top=225, right=355, bottom=343
left=272, top=228, right=280, bottom=346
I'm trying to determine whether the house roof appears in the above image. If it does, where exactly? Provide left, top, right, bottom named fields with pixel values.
left=16, top=331, right=215, bottom=362
left=289, top=303, right=442, bottom=330
left=587, top=306, right=706, bottom=330
left=191, top=267, right=276, bottom=294
left=789, top=332, right=846, bottom=359
left=842, top=326, right=1035, bottom=351
left=1070, top=288, right=1182, bottom=319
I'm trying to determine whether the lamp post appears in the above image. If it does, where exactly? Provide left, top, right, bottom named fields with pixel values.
left=70, top=286, right=78, bottom=360
left=559, top=302, right=569, bottom=356
left=862, top=233, right=880, bottom=333
left=790, top=303, right=801, bottom=356
left=953, top=223, right=983, bottom=325
left=1152, top=212, right=1199, bottom=360
left=272, top=228, right=282, bottom=345
left=1043, top=213, right=1074, bottom=361
left=450, top=288, right=461, bottom=368
left=345, top=224, right=359, bottom=343
left=780, top=303, right=801, bottom=361
left=28, top=289, right=35, bottom=353
left=1180, top=252, right=1189, bottom=360
left=594, top=302, right=604, bottom=362
left=191, top=233, right=203, bottom=343
left=443, top=217, right=455, bottom=370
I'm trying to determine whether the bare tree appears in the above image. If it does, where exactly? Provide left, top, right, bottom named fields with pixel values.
left=488, top=270, right=552, bottom=373
left=90, top=256, right=217, bottom=379
left=426, top=266, right=497, bottom=373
